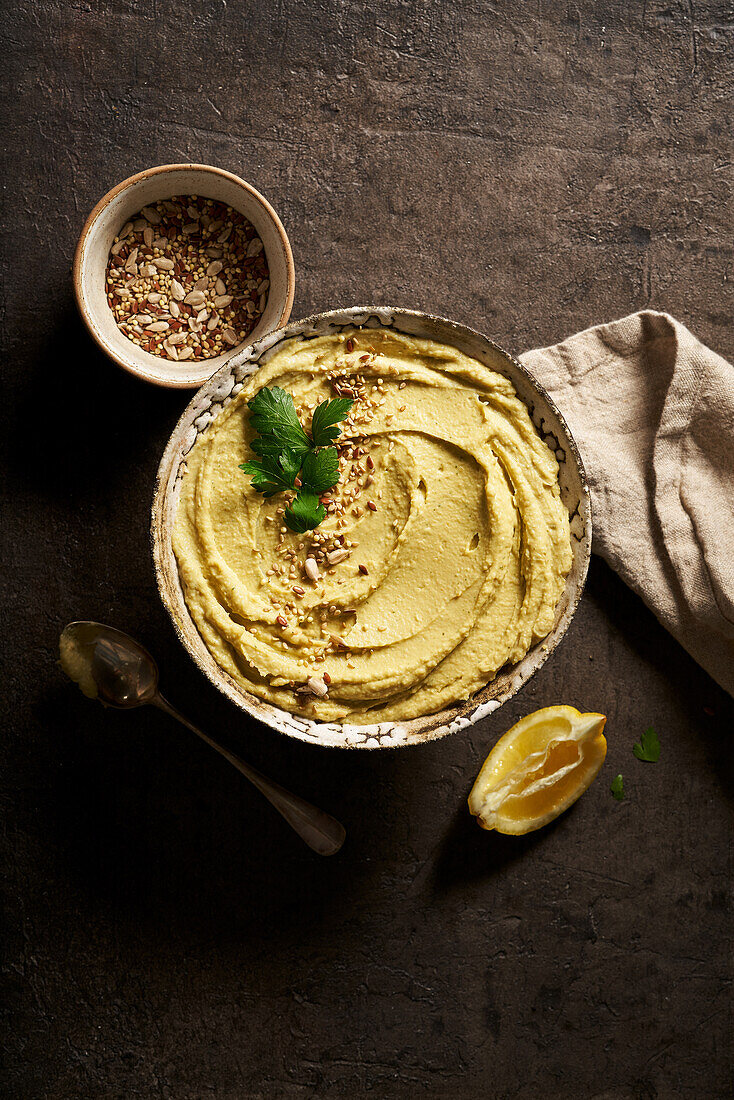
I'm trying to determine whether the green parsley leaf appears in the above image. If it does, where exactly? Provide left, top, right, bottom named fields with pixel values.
left=249, top=436, right=290, bottom=458
left=285, top=490, right=326, bottom=533
left=311, top=398, right=354, bottom=447
left=247, top=386, right=311, bottom=459
left=240, top=451, right=301, bottom=497
left=610, top=774, right=625, bottom=801
left=300, top=447, right=339, bottom=494
left=633, top=725, right=660, bottom=763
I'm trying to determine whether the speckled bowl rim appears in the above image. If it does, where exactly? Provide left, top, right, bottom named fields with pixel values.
left=73, top=163, right=295, bottom=389
left=152, top=306, right=592, bottom=749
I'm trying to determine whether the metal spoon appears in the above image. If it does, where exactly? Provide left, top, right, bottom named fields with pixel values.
left=59, top=621, right=346, bottom=856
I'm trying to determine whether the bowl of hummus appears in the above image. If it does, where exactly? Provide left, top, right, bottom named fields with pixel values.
left=152, top=307, right=591, bottom=749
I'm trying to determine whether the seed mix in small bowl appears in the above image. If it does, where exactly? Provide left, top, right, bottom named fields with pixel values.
left=105, top=196, right=270, bottom=362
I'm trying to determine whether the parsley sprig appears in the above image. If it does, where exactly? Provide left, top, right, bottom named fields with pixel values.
left=239, top=386, right=353, bottom=532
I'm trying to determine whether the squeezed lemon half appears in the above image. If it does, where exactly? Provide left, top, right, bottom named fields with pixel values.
left=468, top=705, right=607, bottom=835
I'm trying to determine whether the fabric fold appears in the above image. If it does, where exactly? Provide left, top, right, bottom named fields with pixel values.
left=521, top=311, right=734, bottom=697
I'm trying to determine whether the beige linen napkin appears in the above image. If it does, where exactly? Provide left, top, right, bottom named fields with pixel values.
left=521, top=311, right=734, bottom=697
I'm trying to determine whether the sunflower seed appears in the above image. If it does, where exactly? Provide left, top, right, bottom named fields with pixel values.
left=184, top=290, right=206, bottom=306
left=206, top=260, right=223, bottom=277
left=165, top=344, right=179, bottom=360
left=119, top=221, right=133, bottom=238
left=304, top=558, right=319, bottom=582
left=215, top=277, right=226, bottom=295
left=143, top=226, right=154, bottom=248
left=222, top=328, right=238, bottom=346
left=171, top=279, right=185, bottom=300
left=169, top=300, right=181, bottom=318
left=182, top=222, right=198, bottom=235
left=194, top=275, right=208, bottom=292
left=178, top=347, right=194, bottom=360
left=246, top=237, right=263, bottom=257
left=207, top=311, right=220, bottom=330
left=141, top=205, right=161, bottom=224
left=110, top=239, right=125, bottom=256
left=168, top=332, right=187, bottom=345
left=145, top=321, right=169, bottom=333
left=307, top=676, right=329, bottom=697
left=153, top=257, right=175, bottom=270
left=214, top=294, right=232, bottom=308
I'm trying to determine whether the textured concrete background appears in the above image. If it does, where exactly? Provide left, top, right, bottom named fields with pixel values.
left=1, top=1, right=732, bottom=1097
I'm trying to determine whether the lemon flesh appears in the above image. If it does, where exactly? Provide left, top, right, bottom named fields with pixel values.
left=468, top=705, right=607, bottom=835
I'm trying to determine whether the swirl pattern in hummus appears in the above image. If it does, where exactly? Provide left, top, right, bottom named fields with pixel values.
left=173, top=329, right=572, bottom=723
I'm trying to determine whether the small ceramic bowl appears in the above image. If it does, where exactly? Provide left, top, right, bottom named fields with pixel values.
left=152, top=307, right=592, bottom=749
left=73, top=164, right=295, bottom=388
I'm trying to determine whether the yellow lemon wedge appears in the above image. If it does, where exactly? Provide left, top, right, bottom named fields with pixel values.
left=468, top=706, right=607, bottom=835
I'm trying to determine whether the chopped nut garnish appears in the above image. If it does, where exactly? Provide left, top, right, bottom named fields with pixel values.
left=105, top=195, right=269, bottom=362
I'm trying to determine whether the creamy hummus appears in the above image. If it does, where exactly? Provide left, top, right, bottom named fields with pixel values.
left=173, top=328, right=573, bottom=723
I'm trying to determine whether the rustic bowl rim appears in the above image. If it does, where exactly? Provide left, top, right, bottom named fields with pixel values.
left=72, top=162, right=296, bottom=389
left=152, top=305, right=592, bottom=749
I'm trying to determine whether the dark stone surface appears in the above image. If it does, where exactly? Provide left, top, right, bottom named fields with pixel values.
left=1, top=1, right=732, bottom=1097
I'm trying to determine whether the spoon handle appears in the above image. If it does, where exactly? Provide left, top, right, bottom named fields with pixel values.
left=153, top=694, right=346, bottom=856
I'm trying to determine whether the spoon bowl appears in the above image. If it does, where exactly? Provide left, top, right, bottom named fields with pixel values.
left=61, top=621, right=159, bottom=707
left=59, top=621, right=346, bottom=856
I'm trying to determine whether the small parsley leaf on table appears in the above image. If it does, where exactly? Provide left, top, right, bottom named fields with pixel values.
left=633, top=725, right=660, bottom=763
left=285, top=490, right=326, bottom=534
left=311, top=398, right=355, bottom=446
left=610, top=774, right=625, bottom=801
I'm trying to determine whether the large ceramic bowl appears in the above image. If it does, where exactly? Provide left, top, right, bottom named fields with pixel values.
left=152, top=307, right=591, bottom=749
